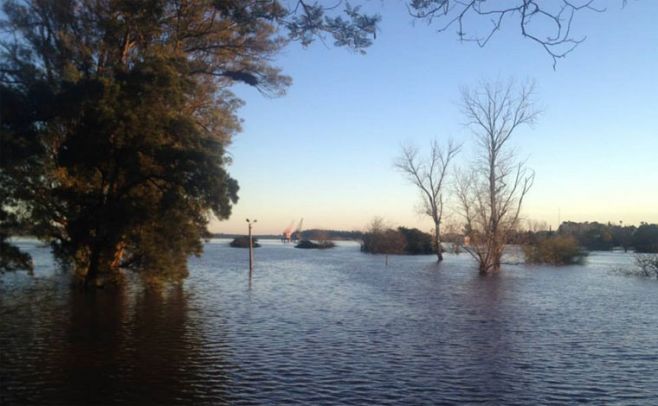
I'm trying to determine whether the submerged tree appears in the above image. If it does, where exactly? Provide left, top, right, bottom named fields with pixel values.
left=0, top=0, right=378, bottom=284
left=456, top=80, right=539, bottom=273
left=396, top=140, right=460, bottom=262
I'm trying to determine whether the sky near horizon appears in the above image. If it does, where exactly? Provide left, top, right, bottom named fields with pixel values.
left=210, top=1, right=658, bottom=235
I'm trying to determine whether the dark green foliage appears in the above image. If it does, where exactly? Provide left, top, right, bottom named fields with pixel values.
left=295, top=239, right=335, bottom=249
left=0, top=84, right=43, bottom=272
left=631, top=224, right=658, bottom=253
left=523, top=235, right=587, bottom=265
left=397, top=227, right=434, bottom=255
left=286, top=2, right=379, bottom=51
left=230, top=236, right=260, bottom=248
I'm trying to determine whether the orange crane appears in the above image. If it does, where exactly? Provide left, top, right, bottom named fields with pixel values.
left=281, top=220, right=295, bottom=243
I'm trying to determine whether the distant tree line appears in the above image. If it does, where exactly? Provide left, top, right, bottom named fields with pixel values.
left=300, top=229, right=363, bottom=241
left=514, top=222, right=658, bottom=253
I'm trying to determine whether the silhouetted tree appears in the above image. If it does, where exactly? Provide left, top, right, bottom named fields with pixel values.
left=456, top=80, right=539, bottom=273
left=396, top=140, right=460, bottom=262
left=0, top=1, right=378, bottom=285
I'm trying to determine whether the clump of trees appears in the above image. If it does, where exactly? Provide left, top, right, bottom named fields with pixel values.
left=360, top=218, right=405, bottom=255
left=361, top=218, right=435, bottom=255
left=398, top=227, right=435, bottom=255
left=523, top=235, right=586, bottom=265
left=230, top=237, right=260, bottom=249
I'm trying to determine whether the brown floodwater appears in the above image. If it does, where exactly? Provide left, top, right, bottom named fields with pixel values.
left=1, top=240, right=657, bottom=405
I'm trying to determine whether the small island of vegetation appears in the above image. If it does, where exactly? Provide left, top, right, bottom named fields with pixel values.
left=230, top=236, right=260, bottom=248
left=295, top=239, right=336, bottom=249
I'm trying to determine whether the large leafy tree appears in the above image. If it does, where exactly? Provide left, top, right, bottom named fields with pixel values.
left=0, top=0, right=377, bottom=284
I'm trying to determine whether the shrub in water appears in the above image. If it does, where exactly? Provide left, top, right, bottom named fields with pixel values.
left=523, top=235, right=586, bottom=265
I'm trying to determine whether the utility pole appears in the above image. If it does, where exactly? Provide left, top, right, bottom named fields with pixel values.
left=246, top=218, right=257, bottom=278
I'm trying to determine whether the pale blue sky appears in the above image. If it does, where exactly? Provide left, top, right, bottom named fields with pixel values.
left=211, top=1, right=658, bottom=235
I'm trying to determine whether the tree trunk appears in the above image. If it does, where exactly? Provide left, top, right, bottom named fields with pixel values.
left=84, top=242, right=122, bottom=288
left=84, top=244, right=101, bottom=288
left=434, top=221, right=443, bottom=262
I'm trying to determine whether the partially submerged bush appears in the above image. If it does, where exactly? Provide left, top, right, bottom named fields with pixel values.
left=295, top=239, right=335, bottom=249
left=523, top=235, right=586, bottom=265
left=634, top=254, right=658, bottom=278
left=229, top=236, right=260, bottom=248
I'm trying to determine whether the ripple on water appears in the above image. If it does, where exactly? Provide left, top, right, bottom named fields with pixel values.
left=1, top=240, right=658, bottom=405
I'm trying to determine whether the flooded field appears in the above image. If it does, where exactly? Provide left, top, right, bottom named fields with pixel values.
left=1, top=240, right=657, bottom=405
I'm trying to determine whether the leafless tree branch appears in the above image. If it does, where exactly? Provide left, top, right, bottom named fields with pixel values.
left=408, top=0, right=608, bottom=68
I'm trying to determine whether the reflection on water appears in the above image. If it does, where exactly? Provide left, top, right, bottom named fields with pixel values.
left=1, top=240, right=657, bottom=404
left=1, top=273, right=231, bottom=405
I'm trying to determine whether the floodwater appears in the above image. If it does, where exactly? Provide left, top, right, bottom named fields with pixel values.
left=1, top=240, right=657, bottom=405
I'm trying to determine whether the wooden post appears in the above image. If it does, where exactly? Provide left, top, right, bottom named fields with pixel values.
left=246, top=218, right=257, bottom=279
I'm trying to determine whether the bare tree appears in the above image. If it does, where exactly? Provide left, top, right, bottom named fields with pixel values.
left=456, top=80, right=539, bottom=273
left=396, top=140, right=461, bottom=262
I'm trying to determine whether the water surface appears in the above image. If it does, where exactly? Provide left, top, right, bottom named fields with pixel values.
left=1, top=240, right=657, bottom=405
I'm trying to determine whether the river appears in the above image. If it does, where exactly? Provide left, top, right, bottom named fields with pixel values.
left=1, top=239, right=657, bottom=405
